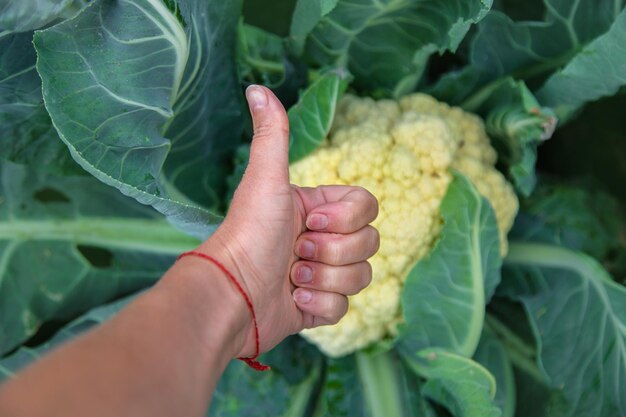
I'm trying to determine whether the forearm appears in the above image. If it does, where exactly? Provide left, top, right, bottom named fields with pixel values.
left=0, top=256, right=247, bottom=417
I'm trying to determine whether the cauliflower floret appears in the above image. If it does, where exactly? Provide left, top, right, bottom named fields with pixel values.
left=289, top=93, right=518, bottom=357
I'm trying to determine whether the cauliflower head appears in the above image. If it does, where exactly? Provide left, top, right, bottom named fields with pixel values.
left=289, top=93, right=519, bottom=357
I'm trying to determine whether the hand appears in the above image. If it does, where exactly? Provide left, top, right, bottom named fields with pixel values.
left=196, top=86, right=379, bottom=358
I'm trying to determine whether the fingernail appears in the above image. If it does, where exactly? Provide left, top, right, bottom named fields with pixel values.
left=294, top=289, right=312, bottom=304
left=297, top=266, right=313, bottom=283
left=246, top=85, right=267, bottom=109
left=307, top=214, right=328, bottom=230
left=298, top=240, right=316, bottom=258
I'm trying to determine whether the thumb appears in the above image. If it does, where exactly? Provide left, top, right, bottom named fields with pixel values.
left=243, top=85, right=290, bottom=185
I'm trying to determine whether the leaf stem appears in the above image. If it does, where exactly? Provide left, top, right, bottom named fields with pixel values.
left=1, top=218, right=200, bottom=255
left=283, top=363, right=321, bottom=417
left=504, top=344, right=547, bottom=383
left=356, top=350, right=405, bottom=417
left=484, top=314, right=548, bottom=383
left=485, top=314, right=535, bottom=358
left=245, top=56, right=286, bottom=74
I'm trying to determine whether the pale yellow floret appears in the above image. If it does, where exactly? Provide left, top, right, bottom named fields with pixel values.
left=289, top=93, right=519, bottom=357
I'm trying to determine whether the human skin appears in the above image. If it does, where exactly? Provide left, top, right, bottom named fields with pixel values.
left=0, top=86, right=379, bottom=417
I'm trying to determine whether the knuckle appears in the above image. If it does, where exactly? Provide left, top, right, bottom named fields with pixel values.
left=323, top=265, right=340, bottom=291
left=326, top=296, right=348, bottom=325
left=355, top=185, right=378, bottom=203
left=353, top=185, right=369, bottom=196
left=349, top=262, right=372, bottom=295
left=343, top=202, right=359, bottom=229
left=253, top=123, right=273, bottom=139
left=253, top=124, right=288, bottom=139
left=325, top=237, right=344, bottom=264
left=357, top=186, right=379, bottom=220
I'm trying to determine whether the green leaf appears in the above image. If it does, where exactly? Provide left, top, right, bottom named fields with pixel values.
left=537, top=93, right=626, bottom=218
left=314, top=355, right=367, bottom=417
left=469, top=1, right=623, bottom=85
left=209, top=348, right=322, bottom=417
left=291, top=0, right=492, bottom=96
left=429, top=76, right=556, bottom=196
left=238, top=23, right=288, bottom=88
left=289, top=0, right=338, bottom=56
left=0, top=294, right=134, bottom=379
left=511, top=366, right=569, bottom=417
left=536, top=7, right=626, bottom=120
left=288, top=70, right=349, bottom=162
left=398, top=173, right=501, bottom=358
left=502, top=242, right=626, bottom=417
left=237, top=22, right=309, bottom=106
left=434, top=1, right=626, bottom=118
left=467, top=79, right=556, bottom=195
left=0, top=32, right=80, bottom=174
left=474, top=327, right=516, bottom=417
left=0, top=160, right=198, bottom=355
left=238, top=21, right=309, bottom=108
left=404, top=349, right=501, bottom=417
left=313, top=351, right=433, bottom=417
left=261, top=335, right=324, bottom=386
left=242, top=0, right=300, bottom=38
left=514, top=180, right=625, bottom=269
left=0, top=0, right=87, bottom=32
left=34, top=0, right=244, bottom=238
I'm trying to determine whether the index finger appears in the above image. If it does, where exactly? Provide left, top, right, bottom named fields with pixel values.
left=296, top=186, right=379, bottom=234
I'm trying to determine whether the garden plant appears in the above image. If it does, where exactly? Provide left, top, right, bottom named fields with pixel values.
left=1, top=0, right=626, bottom=416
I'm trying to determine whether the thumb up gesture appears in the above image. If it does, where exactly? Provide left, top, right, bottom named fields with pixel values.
left=197, top=85, right=380, bottom=358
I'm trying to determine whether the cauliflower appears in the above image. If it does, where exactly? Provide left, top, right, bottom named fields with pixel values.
left=289, top=93, right=519, bottom=357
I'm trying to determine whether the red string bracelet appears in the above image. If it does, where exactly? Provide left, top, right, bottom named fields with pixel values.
left=177, top=250, right=270, bottom=371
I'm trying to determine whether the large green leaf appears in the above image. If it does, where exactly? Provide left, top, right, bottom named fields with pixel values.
left=469, top=1, right=623, bottom=84
left=0, top=294, right=133, bottom=380
left=0, top=0, right=86, bottom=32
left=0, top=160, right=198, bottom=355
left=290, top=0, right=492, bottom=96
left=536, top=7, right=626, bottom=120
left=398, top=173, right=501, bottom=358
left=431, top=0, right=625, bottom=104
left=34, top=0, right=244, bottom=238
left=404, top=349, right=501, bottom=417
left=501, top=242, right=626, bottom=417
left=474, top=327, right=516, bottom=417
left=288, top=70, right=349, bottom=162
left=0, top=32, right=79, bottom=173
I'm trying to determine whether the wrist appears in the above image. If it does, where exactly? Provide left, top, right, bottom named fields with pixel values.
left=156, top=246, right=251, bottom=366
